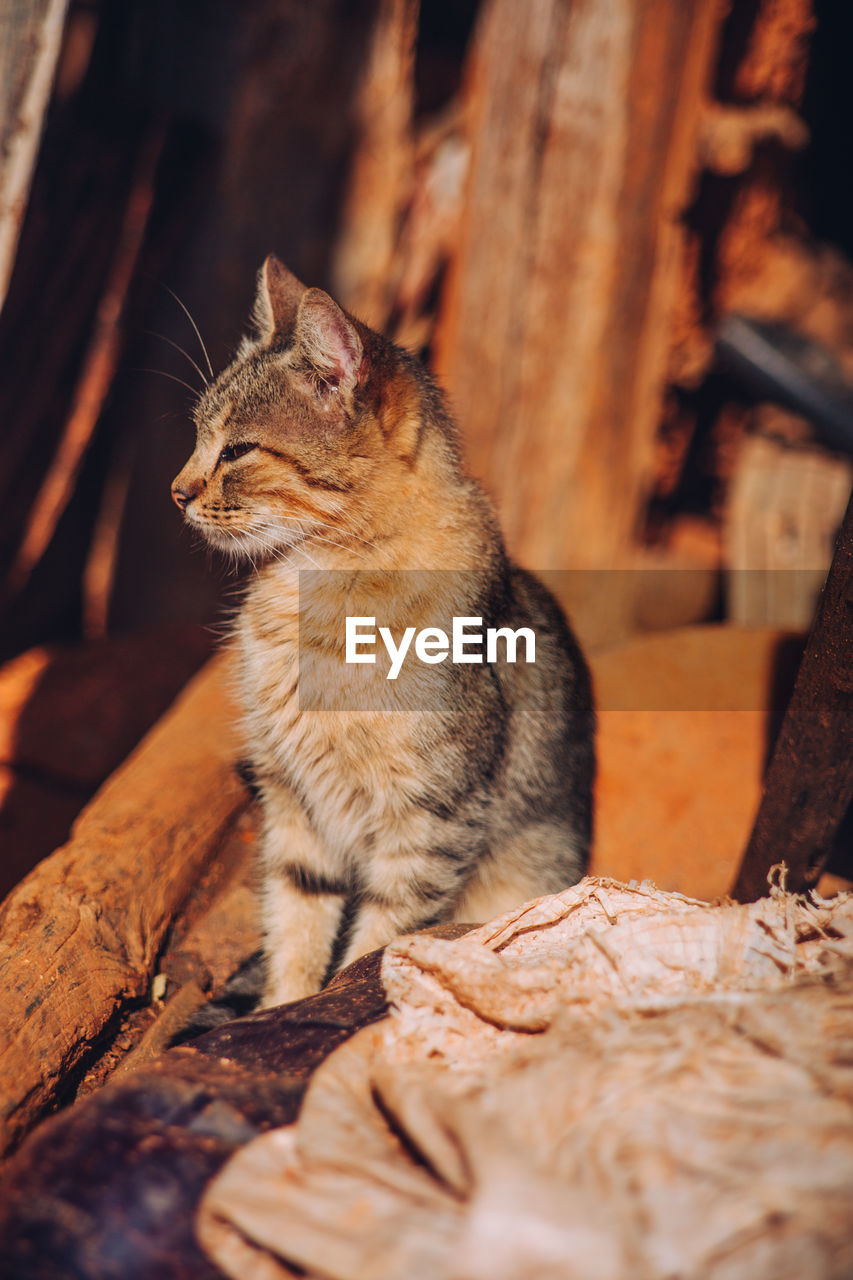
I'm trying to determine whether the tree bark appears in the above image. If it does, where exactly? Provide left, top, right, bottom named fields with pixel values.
left=731, top=489, right=853, bottom=901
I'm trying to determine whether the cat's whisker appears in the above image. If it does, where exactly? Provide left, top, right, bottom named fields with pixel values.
left=270, top=525, right=368, bottom=561
left=144, top=330, right=209, bottom=387
left=258, top=500, right=376, bottom=549
left=234, top=522, right=299, bottom=572
left=231, top=529, right=262, bottom=575
left=258, top=511, right=377, bottom=556
left=240, top=517, right=316, bottom=571
left=294, top=542, right=322, bottom=571
left=163, top=283, right=214, bottom=380
left=308, top=532, right=371, bottom=560
left=136, top=367, right=200, bottom=397
left=241, top=516, right=369, bottom=566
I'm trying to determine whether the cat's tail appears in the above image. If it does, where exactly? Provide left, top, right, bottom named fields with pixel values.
left=168, top=951, right=266, bottom=1046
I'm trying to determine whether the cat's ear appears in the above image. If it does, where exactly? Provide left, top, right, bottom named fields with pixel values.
left=251, top=255, right=306, bottom=346
left=294, top=288, right=364, bottom=394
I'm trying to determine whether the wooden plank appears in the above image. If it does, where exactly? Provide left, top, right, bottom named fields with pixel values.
left=433, top=0, right=726, bottom=638
left=0, top=654, right=248, bottom=1157
left=731, top=489, right=853, bottom=900
left=725, top=432, right=853, bottom=629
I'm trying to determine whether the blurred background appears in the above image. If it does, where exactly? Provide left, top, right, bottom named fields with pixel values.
left=2, top=0, right=853, bottom=896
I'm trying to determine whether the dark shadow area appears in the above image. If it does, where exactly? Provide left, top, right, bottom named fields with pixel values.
left=414, top=0, right=481, bottom=120
left=0, top=0, right=384, bottom=657
left=799, top=0, right=853, bottom=261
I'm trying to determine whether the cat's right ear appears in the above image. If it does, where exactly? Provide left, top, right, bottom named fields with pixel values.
left=251, top=255, right=306, bottom=347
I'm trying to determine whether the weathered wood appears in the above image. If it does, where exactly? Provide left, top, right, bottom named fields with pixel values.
left=216, top=0, right=392, bottom=326
left=70, top=811, right=262, bottom=1105
left=0, top=0, right=69, bottom=311
left=434, top=0, right=726, bottom=603
left=0, top=924, right=472, bottom=1279
left=731, top=489, right=853, bottom=900
left=0, top=653, right=247, bottom=1157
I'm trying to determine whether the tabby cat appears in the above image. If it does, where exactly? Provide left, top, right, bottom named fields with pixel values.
left=172, top=256, right=594, bottom=1007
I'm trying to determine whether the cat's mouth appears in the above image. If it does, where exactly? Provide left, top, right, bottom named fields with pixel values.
left=185, top=506, right=315, bottom=563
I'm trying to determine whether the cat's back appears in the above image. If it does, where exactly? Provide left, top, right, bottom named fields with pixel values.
left=486, top=562, right=595, bottom=842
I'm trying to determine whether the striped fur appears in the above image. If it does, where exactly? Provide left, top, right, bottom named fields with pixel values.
left=172, top=258, right=594, bottom=1007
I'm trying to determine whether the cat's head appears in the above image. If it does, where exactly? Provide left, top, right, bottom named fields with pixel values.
left=171, top=257, right=423, bottom=563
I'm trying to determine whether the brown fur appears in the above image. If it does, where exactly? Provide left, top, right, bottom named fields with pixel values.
left=172, top=257, right=594, bottom=1006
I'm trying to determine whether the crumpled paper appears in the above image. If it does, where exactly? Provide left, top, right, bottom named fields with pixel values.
left=198, top=877, right=853, bottom=1280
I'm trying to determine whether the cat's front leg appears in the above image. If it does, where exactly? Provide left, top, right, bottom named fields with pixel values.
left=336, top=845, right=470, bottom=972
left=257, top=780, right=347, bottom=1008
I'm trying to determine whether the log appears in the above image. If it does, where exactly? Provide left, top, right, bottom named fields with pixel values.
left=731, top=489, right=853, bottom=899
left=434, top=0, right=727, bottom=602
left=0, top=927, right=470, bottom=1279
left=69, top=809, right=262, bottom=1105
left=0, top=654, right=248, bottom=1157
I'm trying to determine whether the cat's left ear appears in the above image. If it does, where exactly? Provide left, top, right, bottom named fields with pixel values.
left=251, top=255, right=306, bottom=346
left=294, top=289, right=364, bottom=395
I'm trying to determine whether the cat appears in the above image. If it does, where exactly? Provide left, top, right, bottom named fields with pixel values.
left=171, top=256, right=595, bottom=1008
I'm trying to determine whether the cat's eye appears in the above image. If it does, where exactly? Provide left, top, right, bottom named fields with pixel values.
left=218, top=442, right=258, bottom=464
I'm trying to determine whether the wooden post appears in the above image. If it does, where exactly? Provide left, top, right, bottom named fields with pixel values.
left=434, top=0, right=727, bottom=599
left=731, top=488, right=853, bottom=901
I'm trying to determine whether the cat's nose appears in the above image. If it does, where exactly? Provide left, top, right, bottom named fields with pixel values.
left=171, top=475, right=203, bottom=510
left=171, top=485, right=192, bottom=511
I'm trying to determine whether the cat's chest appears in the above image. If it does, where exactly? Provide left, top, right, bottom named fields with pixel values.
left=237, top=578, right=302, bottom=754
left=236, top=576, right=421, bottom=789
